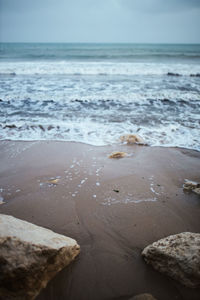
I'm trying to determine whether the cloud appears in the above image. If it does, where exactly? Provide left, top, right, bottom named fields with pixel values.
left=0, top=0, right=200, bottom=43
left=1, top=0, right=200, bottom=13
left=118, top=0, right=200, bottom=13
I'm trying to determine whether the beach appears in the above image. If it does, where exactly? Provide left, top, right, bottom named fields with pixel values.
left=0, top=140, right=200, bottom=300
left=0, top=40, right=200, bottom=300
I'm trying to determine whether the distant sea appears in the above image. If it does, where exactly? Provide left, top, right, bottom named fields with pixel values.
left=0, top=43, right=200, bottom=150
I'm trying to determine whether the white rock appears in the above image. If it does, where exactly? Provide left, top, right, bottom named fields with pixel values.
left=142, top=232, right=200, bottom=288
left=120, top=134, right=146, bottom=145
left=193, top=188, right=200, bottom=195
left=0, top=214, right=80, bottom=300
left=183, top=180, right=200, bottom=192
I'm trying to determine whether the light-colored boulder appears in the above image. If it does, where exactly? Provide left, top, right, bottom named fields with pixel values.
left=193, top=188, right=200, bottom=195
left=109, top=151, right=127, bottom=159
left=0, top=214, right=80, bottom=300
left=120, top=134, right=145, bottom=145
left=129, top=293, right=157, bottom=300
left=47, top=178, right=60, bottom=185
left=142, top=232, right=200, bottom=288
left=183, top=180, right=200, bottom=193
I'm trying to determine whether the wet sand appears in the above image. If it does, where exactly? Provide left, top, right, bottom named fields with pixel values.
left=0, top=140, right=200, bottom=300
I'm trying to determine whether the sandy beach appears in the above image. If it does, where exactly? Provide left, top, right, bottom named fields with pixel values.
left=0, top=140, right=200, bottom=300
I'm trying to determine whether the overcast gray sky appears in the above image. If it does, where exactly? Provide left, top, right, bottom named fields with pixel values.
left=0, top=0, right=200, bottom=43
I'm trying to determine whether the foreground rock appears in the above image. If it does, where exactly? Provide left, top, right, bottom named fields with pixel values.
left=120, top=134, right=146, bottom=145
left=142, top=232, right=200, bottom=288
left=129, top=294, right=157, bottom=300
left=0, top=214, right=80, bottom=300
left=193, top=188, right=200, bottom=195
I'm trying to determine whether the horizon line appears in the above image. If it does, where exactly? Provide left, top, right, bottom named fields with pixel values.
left=1, top=41, right=200, bottom=45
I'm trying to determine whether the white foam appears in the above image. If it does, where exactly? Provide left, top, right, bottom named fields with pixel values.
left=0, top=60, right=199, bottom=151
left=101, top=196, right=157, bottom=206
left=1, top=61, right=199, bottom=76
left=1, top=118, right=199, bottom=150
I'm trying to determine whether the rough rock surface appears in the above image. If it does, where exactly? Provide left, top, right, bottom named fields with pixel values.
left=183, top=180, right=200, bottom=196
left=0, top=214, right=80, bottom=300
left=193, top=187, right=200, bottom=195
left=109, top=151, right=127, bottom=159
left=183, top=180, right=200, bottom=191
left=129, top=293, right=157, bottom=300
left=120, top=134, right=145, bottom=145
left=167, top=72, right=181, bottom=76
left=142, top=232, right=200, bottom=288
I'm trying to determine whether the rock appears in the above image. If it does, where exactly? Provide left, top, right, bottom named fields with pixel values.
left=129, top=294, right=157, bottom=300
left=167, top=72, right=181, bottom=76
left=47, top=125, right=54, bottom=131
left=183, top=180, right=200, bottom=191
left=142, top=232, right=200, bottom=288
left=162, top=98, right=171, bottom=103
left=183, top=180, right=200, bottom=196
left=193, top=188, right=200, bottom=195
left=109, top=151, right=127, bottom=159
left=120, top=134, right=145, bottom=145
left=47, top=178, right=59, bottom=185
left=38, top=124, right=45, bottom=131
left=3, top=124, right=17, bottom=129
left=0, top=214, right=80, bottom=300
left=190, top=73, right=200, bottom=77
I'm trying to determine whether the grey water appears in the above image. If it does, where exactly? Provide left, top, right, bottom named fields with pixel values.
left=0, top=43, right=200, bottom=149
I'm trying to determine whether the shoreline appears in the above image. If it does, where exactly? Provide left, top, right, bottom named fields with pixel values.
left=1, top=138, right=200, bottom=153
left=0, top=140, right=200, bottom=300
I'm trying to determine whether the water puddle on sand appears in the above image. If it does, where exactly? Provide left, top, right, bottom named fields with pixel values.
left=101, top=196, right=157, bottom=206
left=38, top=176, right=61, bottom=188
left=99, top=175, right=164, bottom=206
left=7, top=141, right=39, bottom=159
left=0, top=186, right=22, bottom=204
left=149, top=175, right=165, bottom=197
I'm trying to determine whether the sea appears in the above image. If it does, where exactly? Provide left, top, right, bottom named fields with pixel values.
left=0, top=43, right=200, bottom=150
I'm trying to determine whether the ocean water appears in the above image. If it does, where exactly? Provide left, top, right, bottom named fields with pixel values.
left=0, top=43, right=200, bottom=150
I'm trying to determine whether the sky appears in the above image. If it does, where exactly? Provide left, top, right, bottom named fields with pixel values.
left=0, top=0, right=200, bottom=43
